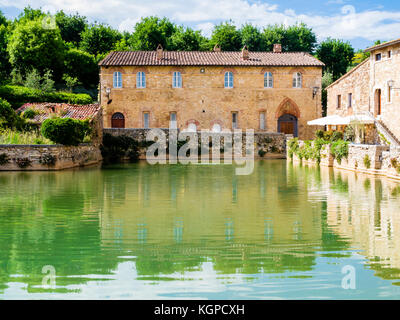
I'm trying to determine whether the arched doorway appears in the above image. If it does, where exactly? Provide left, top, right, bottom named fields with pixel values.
left=278, top=114, right=298, bottom=136
left=375, top=89, right=382, bottom=116
left=111, top=112, right=125, bottom=128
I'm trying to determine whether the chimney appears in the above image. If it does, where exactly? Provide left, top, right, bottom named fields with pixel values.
left=273, top=43, right=282, bottom=53
left=213, top=44, right=221, bottom=52
left=156, top=44, right=163, bottom=60
left=241, top=45, right=249, bottom=60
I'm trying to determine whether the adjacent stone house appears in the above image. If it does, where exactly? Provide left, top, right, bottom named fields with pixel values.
left=99, top=45, right=324, bottom=139
left=17, top=102, right=103, bottom=145
left=325, top=38, right=400, bottom=145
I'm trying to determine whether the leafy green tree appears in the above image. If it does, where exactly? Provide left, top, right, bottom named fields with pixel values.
left=0, top=9, right=8, bottom=26
left=7, top=18, right=65, bottom=81
left=24, top=68, right=42, bottom=90
left=63, top=48, right=98, bottom=88
left=55, top=11, right=87, bottom=46
left=130, top=16, right=176, bottom=50
left=321, top=72, right=333, bottom=116
left=263, top=23, right=317, bottom=53
left=62, top=74, right=80, bottom=92
left=209, top=21, right=242, bottom=51
left=15, top=6, right=45, bottom=24
left=239, top=24, right=266, bottom=51
left=351, top=49, right=370, bottom=68
left=316, top=38, right=355, bottom=81
left=170, top=26, right=208, bottom=51
left=42, top=70, right=55, bottom=92
left=0, top=24, right=11, bottom=82
left=80, top=23, right=122, bottom=56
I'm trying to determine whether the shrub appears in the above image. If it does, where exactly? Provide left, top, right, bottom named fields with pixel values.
left=331, top=131, right=343, bottom=141
left=22, top=108, right=38, bottom=119
left=344, top=125, right=356, bottom=142
left=101, top=133, right=140, bottom=163
left=0, top=128, right=53, bottom=145
left=288, top=138, right=299, bottom=159
left=0, top=85, right=93, bottom=109
left=391, top=158, right=398, bottom=169
left=264, top=137, right=273, bottom=144
left=363, top=155, right=371, bottom=169
left=16, top=157, right=31, bottom=168
left=330, top=140, right=349, bottom=164
left=0, top=153, right=9, bottom=165
left=39, top=154, right=57, bottom=166
left=0, top=98, right=19, bottom=129
left=258, top=149, right=267, bottom=157
left=315, top=130, right=324, bottom=139
left=269, top=145, right=278, bottom=153
left=41, top=118, right=91, bottom=146
left=323, top=130, right=334, bottom=141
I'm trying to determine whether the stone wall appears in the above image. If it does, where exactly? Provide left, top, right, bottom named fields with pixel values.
left=0, top=144, right=102, bottom=171
left=289, top=139, right=400, bottom=180
left=100, top=65, right=322, bottom=140
left=103, top=128, right=287, bottom=159
left=327, top=59, right=370, bottom=117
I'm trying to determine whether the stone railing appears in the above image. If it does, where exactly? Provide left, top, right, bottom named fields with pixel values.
left=0, top=144, right=102, bottom=171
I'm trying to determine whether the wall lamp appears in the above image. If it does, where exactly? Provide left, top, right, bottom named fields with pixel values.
left=388, top=80, right=400, bottom=90
left=105, top=87, right=111, bottom=98
left=312, top=86, right=320, bottom=99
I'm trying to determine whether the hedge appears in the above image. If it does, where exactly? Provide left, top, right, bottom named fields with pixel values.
left=41, top=118, right=91, bottom=146
left=0, top=85, right=93, bottom=109
left=0, top=97, right=19, bottom=129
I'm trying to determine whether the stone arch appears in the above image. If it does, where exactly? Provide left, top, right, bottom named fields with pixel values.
left=220, top=68, right=238, bottom=74
left=210, top=119, right=223, bottom=132
left=289, top=67, right=306, bottom=75
left=111, top=112, right=125, bottom=128
left=260, top=67, right=277, bottom=74
left=275, top=97, right=301, bottom=119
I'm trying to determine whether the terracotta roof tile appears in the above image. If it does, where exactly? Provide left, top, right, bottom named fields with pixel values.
left=17, top=103, right=100, bottom=123
left=99, top=51, right=324, bottom=67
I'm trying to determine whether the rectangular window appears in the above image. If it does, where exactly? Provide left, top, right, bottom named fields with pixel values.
left=337, top=95, right=341, bottom=109
left=388, top=50, right=392, bottom=59
left=143, top=112, right=149, bottom=129
left=388, top=86, right=392, bottom=103
left=232, top=112, right=238, bottom=129
left=348, top=93, right=352, bottom=108
left=170, top=112, right=177, bottom=129
left=260, top=112, right=266, bottom=130
left=375, top=53, right=382, bottom=61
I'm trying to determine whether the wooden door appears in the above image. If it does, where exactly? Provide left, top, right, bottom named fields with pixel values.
left=111, top=118, right=125, bottom=128
left=280, top=122, right=294, bottom=135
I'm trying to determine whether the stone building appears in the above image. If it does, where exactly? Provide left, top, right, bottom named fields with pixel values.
left=323, top=37, right=400, bottom=145
left=99, top=45, right=324, bottom=139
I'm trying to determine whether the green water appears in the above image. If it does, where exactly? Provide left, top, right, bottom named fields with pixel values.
left=1, top=160, right=400, bottom=299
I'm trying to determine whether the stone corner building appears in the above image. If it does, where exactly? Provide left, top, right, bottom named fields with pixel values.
left=326, top=37, right=400, bottom=145
left=99, top=45, right=324, bottom=139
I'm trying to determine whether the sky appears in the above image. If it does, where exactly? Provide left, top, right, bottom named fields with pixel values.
left=1, top=0, right=400, bottom=50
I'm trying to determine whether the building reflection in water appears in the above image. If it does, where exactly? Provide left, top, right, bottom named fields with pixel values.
left=1, top=160, right=400, bottom=296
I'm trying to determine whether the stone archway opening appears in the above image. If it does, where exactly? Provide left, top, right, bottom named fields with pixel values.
left=278, top=114, right=298, bottom=136
left=111, top=112, right=125, bottom=128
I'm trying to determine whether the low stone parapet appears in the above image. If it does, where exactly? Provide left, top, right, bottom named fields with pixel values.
left=103, top=128, right=287, bottom=159
left=0, top=144, right=102, bottom=171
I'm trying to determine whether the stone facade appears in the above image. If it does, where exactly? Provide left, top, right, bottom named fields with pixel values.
left=327, top=59, right=370, bottom=117
left=0, top=144, right=102, bottom=171
left=327, top=38, right=400, bottom=143
left=100, top=64, right=322, bottom=140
